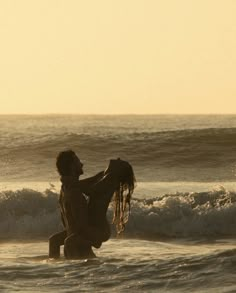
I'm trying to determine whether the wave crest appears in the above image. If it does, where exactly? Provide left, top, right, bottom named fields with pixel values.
left=1, top=186, right=236, bottom=240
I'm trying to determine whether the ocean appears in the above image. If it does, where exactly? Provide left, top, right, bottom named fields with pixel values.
left=1, top=114, right=236, bottom=292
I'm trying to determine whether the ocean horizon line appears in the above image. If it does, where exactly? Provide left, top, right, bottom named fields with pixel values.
left=1, top=113, right=236, bottom=116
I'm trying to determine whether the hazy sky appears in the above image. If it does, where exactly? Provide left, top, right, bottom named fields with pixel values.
left=0, top=0, right=236, bottom=114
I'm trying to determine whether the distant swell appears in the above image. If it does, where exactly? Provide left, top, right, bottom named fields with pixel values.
left=2, top=127, right=236, bottom=181
left=1, top=187, right=236, bottom=240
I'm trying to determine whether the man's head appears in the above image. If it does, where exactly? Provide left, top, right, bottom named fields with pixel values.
left=56, top=150, right=83, bottom=178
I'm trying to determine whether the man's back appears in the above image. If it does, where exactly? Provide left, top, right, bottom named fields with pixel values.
left=59, top=176, right=89, bottom=236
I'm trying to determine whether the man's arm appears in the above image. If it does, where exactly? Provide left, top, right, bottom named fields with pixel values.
left=78, top=171, right=104, bottom=193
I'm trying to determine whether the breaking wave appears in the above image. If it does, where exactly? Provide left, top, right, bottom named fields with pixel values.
left=1, top=186, right=236, bottom=240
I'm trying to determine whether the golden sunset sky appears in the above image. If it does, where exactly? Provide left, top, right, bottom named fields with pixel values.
left=0, top=0, right=236, bottom=114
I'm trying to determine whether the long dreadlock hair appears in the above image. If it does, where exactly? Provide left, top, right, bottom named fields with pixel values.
left=112, top=160, right=136, bottom=234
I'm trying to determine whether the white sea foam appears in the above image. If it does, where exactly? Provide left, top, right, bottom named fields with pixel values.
left=1, top=185, right=236, bottom=239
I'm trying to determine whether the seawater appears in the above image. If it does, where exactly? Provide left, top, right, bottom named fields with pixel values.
left=1, top=114, right=236, bottom=182
left=1, top=239, right=236, bottom=292
left=1, top=115, right=236, bottom=292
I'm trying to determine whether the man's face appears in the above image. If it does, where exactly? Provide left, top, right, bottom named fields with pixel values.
left=72, top=154, right=84, bottom=177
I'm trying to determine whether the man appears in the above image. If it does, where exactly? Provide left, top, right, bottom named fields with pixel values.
left=49, top=150, right=106, bottom=259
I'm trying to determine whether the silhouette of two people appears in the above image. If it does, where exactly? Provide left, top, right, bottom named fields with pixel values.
left=49, top=150, right=110, bottom=259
